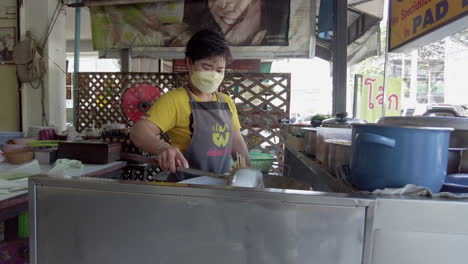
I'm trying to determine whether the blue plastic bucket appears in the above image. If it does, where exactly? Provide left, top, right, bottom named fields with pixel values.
left=350, top=124, right=452, bottom=192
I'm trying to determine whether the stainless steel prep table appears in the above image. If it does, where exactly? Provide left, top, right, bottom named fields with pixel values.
left=28, top=175, right=468, bottom=264
left=29, top=175, right=371, bottom=264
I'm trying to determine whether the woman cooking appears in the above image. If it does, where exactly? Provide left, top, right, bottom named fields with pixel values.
left=130, top=29, right=250, bottom=178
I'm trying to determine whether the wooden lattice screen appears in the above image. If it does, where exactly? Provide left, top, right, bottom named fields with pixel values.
left=76, top=72, right=290, bottom=160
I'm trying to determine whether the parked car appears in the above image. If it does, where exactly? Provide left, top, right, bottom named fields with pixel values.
left=401, top=105, right=427, bottom=116
left=423, top=104, right=468, bottom=117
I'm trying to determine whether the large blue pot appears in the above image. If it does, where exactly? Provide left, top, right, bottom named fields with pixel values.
left=350, top=124, right=453, bottom=192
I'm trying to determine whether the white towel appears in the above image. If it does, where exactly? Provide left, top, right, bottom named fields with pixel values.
left=0, top=179, right=28, bottom=193
left=372, top=184, right=468, bottom=199
left=47, top=159, right=83, bottom=177
left=0, top=160, right=41, bottom=193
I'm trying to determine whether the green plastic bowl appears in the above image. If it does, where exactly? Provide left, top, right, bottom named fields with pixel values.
left=249, top=152, right=276, bottom=174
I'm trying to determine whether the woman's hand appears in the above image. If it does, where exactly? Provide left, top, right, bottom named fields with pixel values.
left=231, top=129, right=251, bottom=167
left=157, top=146, right=189, bottom=172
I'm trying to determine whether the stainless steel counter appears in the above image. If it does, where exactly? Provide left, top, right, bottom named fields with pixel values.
left=29, top=175, right=371, bottom=264
left=284, top=145, right=468, bottom=264
left=29, top=175, right=468, bottom=264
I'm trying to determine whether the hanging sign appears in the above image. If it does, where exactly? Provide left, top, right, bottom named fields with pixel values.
left=389, top=0, right=468, bottom=52
left=86, top=0, right=154, bottom=5
left=91, top=0, right=290, bottom=48
left=89, top=0, right=315, bottom=59
left=359, top=76, right=402, bottom=122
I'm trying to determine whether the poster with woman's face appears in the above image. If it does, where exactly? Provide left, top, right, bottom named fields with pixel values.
left=204, top=0, right=289, bottom=46
left=208, top=0, right=264, bottom=45
left=90, top=0, right=291, bottom=49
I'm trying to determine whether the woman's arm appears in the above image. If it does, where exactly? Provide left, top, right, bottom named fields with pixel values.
left=130, top=119, right=188, bottom=172
left=130, top=119, right=166, bottom=154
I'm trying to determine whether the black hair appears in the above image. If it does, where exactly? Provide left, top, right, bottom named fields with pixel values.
left=185, top=29, right=232, bottom=64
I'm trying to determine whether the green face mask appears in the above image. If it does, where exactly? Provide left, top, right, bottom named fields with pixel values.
left=190, top=71, right=225, bottom=94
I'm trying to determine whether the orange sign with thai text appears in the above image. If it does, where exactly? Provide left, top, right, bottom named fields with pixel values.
left=389, top=0, right=468, bottom=51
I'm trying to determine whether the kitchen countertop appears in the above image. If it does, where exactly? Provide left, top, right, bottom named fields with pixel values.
left=0, top=160, right=127, bottom=222
left=29, top=172, right=468, bottom=264
left=285, top=144, right=468, bottom=199
left=0, top=161, right=127, bottom=178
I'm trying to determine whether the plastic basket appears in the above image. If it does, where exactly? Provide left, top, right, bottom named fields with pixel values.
left=249, top=152, right=276, bottom=174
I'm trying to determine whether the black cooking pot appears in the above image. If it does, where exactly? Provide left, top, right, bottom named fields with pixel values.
left=321, top=112, right=367, bottom=128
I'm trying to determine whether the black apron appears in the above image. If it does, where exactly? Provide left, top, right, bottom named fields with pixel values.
left=173, top=88, right=234, bottom=181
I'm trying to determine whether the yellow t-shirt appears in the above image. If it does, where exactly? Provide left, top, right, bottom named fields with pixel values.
left=146, top=87, right=241, bottom=153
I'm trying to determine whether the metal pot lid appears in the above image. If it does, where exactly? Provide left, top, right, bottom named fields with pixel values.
left=448, top=147, right=468, bottom=151
left=352, top=123, right=454, bottom=131
left=377, top=116, right=468, bottom=131
left=300, top=127, right=317, bottom=131
left=287, top=124, right=311, bottom=127
left=325, top=139, right=351, bottom=146
left=322, top=112, right=367, bottom=128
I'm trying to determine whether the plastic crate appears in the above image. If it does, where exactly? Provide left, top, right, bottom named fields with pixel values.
left=0, top=238, right=28, bottom=263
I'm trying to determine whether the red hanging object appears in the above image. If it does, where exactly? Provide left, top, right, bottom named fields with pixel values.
left=122, top=83, right=161, bottom=123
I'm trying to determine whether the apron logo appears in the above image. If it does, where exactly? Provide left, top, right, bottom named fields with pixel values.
left=212, top=123, right=230, bottom=147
